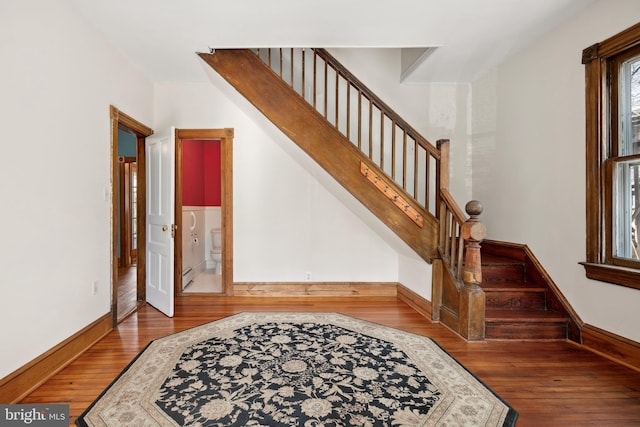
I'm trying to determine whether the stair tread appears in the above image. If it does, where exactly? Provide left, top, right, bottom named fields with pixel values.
left=485, top=308, right=569, bottom=322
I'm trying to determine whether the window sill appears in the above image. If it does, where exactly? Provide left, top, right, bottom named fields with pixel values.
left=581, top=262, right=640, bottom=290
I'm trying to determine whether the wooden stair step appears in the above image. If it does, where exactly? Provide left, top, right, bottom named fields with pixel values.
left=485, top=308, right=569, bottom=340
left=477, top=242, right=576, bottom=341
left=486, top=308, right=568, bottom=322
left=482, top=282, right=548, bottom=310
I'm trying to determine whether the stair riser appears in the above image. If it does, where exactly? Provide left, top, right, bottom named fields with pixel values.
left=482, top=265, right=524, bottom=282
left=485, top=322, right=568, bottom=340
left=485, top=291, right=546, bottom=310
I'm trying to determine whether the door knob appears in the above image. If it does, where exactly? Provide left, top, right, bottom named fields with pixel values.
left=162, top=225, right=168, bottom=232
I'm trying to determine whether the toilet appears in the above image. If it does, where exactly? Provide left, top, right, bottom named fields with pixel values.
left=210, top=228, right=222, bottom=275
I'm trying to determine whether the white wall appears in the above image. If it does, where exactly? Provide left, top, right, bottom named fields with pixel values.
left=154, top=69, right=432, bottom=287
left=471, top=0, right=640, bottom=342
left=0, top=0, right=153, bottom=378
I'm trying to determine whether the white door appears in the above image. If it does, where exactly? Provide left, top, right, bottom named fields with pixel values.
left=146, top=129, right=175, bottom=317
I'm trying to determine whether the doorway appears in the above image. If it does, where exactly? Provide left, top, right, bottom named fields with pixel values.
left=174, top=128, right=234, bottom=295
left=110, top=106, right=153, bottom=324
left=116, top=150, right=137, bottom=319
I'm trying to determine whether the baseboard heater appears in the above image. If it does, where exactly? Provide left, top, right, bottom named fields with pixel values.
left=182, top=267, right=194, bottom=290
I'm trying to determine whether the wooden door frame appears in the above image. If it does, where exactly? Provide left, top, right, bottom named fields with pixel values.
left=110, top=106, right=153, bottom=326
left=174, top=128, right=234, bottom=295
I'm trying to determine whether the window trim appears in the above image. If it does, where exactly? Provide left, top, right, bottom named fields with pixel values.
left=582, top=22, right=640, bottom=290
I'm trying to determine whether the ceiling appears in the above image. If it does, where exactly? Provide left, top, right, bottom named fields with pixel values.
left=69, top=0, right=594, bottom=83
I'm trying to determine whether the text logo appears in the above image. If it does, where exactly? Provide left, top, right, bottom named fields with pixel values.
left=1, top=405, right=68, bottom=426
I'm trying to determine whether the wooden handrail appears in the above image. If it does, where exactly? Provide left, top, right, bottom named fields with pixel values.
left=253, top=48, right=442, bottom=217
left=441, top=189, right=467, bottom=224
left=314, top=49, right=440, bottom=159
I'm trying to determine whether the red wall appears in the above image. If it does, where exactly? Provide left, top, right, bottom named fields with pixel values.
left=203, top=141, right=221, bottom=206
left=182, top=139, right=221, bottom=206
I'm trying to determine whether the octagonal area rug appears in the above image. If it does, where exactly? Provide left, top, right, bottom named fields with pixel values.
left=77, top=312, right=517, bottom=426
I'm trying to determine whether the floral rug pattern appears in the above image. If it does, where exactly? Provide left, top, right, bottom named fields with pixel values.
left=156, top=322, right=441, bottom=426
left=77, top=312, right=517, bottom=427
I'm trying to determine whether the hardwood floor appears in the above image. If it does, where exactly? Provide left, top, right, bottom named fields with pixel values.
left=20, top=296, right=640, bottom=426
left=117, top=265, right=139, bottom=322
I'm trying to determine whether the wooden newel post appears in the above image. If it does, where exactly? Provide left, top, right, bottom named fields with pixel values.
left=460, top=200, right=486, bottom=340
left=462, top=201, right=486, bottom=285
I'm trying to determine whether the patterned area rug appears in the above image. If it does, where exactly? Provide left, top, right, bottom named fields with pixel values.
left=77, top=312, right=517, bottom=426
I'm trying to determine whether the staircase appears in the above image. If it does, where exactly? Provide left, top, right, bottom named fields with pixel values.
left=199, top=48, right=581, bottom=343
left=481, top=241, right=580, bottom=341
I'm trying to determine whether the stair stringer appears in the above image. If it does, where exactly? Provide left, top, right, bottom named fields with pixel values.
left=199, top=50, right=439, bottom=263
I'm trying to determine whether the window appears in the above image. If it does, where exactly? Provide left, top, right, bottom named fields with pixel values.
left=612, top=49, right=640, bottom=262
left=582, top=22, right=640, bottom=290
